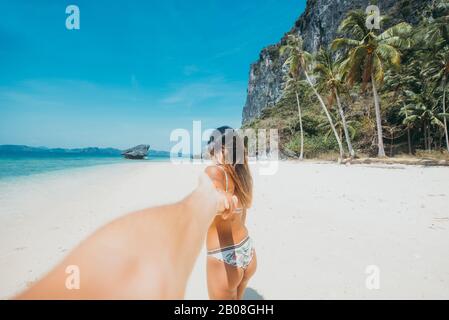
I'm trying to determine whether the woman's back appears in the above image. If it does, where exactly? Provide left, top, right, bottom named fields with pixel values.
left=205, top=165, right=249, bottom=251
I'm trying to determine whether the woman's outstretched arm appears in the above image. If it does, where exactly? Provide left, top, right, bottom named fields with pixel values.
left=16, top=173, right=237, bottom=300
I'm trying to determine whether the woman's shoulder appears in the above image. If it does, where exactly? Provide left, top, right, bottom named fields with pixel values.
left=205, top=165, right=225, bottom=182
left=204, top=165, right=232, bottom=192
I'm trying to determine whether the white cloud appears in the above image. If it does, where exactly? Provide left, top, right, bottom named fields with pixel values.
left=160, top=77, right=245, bottom=109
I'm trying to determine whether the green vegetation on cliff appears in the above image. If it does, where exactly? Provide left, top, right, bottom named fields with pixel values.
left=244, top=1, right=449, bottom=161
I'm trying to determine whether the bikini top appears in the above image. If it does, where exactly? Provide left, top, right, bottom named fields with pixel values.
left=216, top=165, right=229, bottom=192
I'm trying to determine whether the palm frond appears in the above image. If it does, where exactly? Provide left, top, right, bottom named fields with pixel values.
left=373, top=55, right=385, bottom=85
left=331, top=38, right=360, bottom=51
left=338, top=10, right=368, bottom=40
left=378, top=22, right=412, bottom=41
left=376, top=44, right=401, bottom=66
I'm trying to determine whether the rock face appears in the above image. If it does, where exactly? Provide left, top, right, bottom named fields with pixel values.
left=121, top=145, right=150, bottom=160
left=242, top=0, right=432, bottom=124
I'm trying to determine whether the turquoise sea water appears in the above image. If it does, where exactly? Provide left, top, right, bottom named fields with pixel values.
left=0, top=155, right=170, bottom=180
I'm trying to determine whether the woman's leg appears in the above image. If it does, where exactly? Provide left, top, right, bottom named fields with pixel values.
left=237, top=251, right=257, bottom=300
left=207, top=256, right=244, bottom=300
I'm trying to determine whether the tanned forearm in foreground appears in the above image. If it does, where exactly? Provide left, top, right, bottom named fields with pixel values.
left=16, top=173, right=237, bottom=299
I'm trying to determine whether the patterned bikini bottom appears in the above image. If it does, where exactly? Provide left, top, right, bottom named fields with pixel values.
left=207, top=236, right=255, bottom=270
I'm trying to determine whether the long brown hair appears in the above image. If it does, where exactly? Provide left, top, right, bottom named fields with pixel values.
left=207, top=126, right=253, bottom=208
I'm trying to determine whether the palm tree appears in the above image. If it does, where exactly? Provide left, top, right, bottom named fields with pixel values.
left=281, top=58, right=306, bottom=160
left=422, top=1, right=449, bottom=152
left=399, top=106, right=414, bottom=154
left=317, top=110, right=357, bottom=146
left=332, top=10, right=412, bottom=157
left=402, top=88, right=446, bottom=151
left=314, top=48, right=356, bottom=157
left=423, top=48, right=449, bottom=152
left=383, top=50, right=424, bottom=154
left=424, top=0, right=449, bottom=46
left=281, top=34, right=344, bottom=162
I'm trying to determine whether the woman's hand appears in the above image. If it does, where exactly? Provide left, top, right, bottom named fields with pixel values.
left=197, top=172, right=238, bottom=220
left=216, top=190, right=239, bottom=220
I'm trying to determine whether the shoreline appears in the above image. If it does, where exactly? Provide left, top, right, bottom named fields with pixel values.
left=342, top=157, right=449, bottom=167
left=284, top=156, right=449, bottom=168
left=0, top=156, right=172, bottom=182
left=3, top=146, right=449, bottom=183
left=2, top=156, right=449, bottom=185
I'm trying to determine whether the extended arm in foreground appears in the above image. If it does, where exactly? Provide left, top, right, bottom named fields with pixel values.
left=16, top=173, right=237, bottom=300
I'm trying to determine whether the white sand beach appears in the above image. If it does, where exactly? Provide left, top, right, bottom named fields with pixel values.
left=0, top=161, right=448, bottom=299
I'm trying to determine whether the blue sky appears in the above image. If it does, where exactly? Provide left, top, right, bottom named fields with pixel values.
left=0, top=0, right=306, bottom=150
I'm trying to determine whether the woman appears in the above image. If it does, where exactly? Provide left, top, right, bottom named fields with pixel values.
left=205, top=126, right=257, bottom=300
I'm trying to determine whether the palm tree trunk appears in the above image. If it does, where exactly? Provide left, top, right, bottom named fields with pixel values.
left=390, top=131, right=394, bottom=157
left=424, top=124, right=428, bottom=151
left=407, top=127, right=412, bottom=155
left=442, top=76, right=449, bottom=153
left=371, top=72, right=386, bottom=157
left=334, top=88, right=355, bottom=158
left=295, top=91, right=304, bottom=160
left=304, top=70, right=344, bottom=162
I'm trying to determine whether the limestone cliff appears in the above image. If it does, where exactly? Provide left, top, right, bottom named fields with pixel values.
left=242, top=0, right=432, bottom=124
